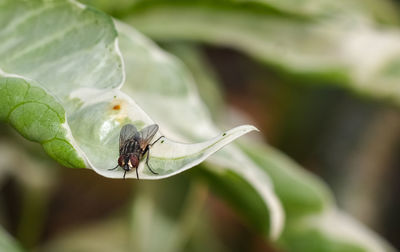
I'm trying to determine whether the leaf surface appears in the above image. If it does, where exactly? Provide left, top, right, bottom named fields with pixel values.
left=0, top=0, right=257, bottom=179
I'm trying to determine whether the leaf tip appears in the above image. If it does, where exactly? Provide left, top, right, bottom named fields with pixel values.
left=240, top=124, right=260, bottom=133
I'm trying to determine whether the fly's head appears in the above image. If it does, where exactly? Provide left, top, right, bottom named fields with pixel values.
left=117, top=155, right=130, bottom=171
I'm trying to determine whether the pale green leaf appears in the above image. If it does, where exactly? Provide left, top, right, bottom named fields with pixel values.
left=123, top=0, right=400, bottom=105
left=281, top=210, right=395, bottom=252
left=0, top=0, right=256, bottom=179
left=163, top=44, right=224, bottom=119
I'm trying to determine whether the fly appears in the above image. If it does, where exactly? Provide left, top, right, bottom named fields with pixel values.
left=109, top=124, right=164, bottom=179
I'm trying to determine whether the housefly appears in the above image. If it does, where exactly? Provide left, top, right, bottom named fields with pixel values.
left=109, top=124, right=164, bottom=179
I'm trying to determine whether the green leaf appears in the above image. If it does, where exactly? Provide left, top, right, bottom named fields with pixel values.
left=239, top=142, right=333, bottom=219
left=0, top=74, right=85, bottom=168
left=123, top=0, right=400, bottom=106
left=238, top=142, right=394, bottom=252
left=0, top=0, right=256, bottom=179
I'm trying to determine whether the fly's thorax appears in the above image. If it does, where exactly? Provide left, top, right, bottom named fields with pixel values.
left=122, top=140, right=140, bottom=154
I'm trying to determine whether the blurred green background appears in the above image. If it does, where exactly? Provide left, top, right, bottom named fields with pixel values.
left=1, top=0, right=400, bottom=251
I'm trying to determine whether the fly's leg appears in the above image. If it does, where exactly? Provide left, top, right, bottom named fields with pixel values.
left=150, top=136, right=165, bottom=147
left=144, top=146, right=158, bottom=175
left=144, top=135, right=164, bottom=175
left=123, top=170, right=127, bottom=179
left=136, top=168, right=139, bottom=180
left=108, top=165, right=119, bottom=171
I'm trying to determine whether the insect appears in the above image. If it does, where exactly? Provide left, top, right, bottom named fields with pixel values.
left=109, top=124, right=164, bottom=179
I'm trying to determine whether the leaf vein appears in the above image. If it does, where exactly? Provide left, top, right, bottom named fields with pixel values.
left=6, top=100, right=63, bottom=122
left=0, top=5, right=55, bottom=37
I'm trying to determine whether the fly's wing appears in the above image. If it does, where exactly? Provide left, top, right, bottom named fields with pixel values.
left=119, top=124, right=138, bottom=151
left=135, top=124, right=159, bottom=150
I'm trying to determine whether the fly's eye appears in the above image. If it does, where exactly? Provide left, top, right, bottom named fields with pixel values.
left=130, top=155, right=139, bottom=168
left=118, top=156, right=124, bottom=166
